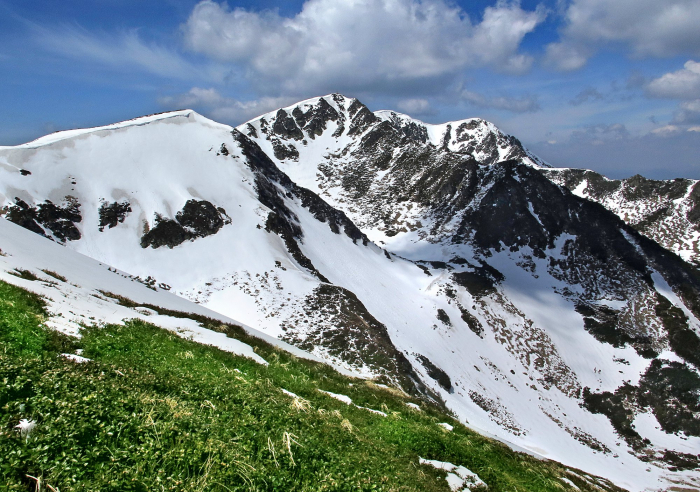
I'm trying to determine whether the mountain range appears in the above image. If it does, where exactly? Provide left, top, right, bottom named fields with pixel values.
left=1, top=94, right=699, bottom=491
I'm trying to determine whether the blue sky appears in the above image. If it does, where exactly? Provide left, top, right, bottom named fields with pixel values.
left=1, top=0, right=699, bottom=179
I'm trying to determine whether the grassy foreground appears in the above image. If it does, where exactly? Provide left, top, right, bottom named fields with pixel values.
left=0, top=280, right=622, bottom=491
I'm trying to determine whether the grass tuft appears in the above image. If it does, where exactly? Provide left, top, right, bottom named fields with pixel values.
left=40, top=269, right=67, bottom=283
left=8, top=269, right=39, bottom=282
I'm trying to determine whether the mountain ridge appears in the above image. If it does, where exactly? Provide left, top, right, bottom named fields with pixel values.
left=544, top=167, right=700, bottom=267
left=1, top=95, right=700, bottom=490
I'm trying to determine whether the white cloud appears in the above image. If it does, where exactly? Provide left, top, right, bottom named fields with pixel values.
left=546, top=0, right=700, bottom=71
left=396, top=98, right=435, bottom=116
left=650, top=124, right=682, bottom=136
left=182, top=0, right=546, bottom=93
left=682, top=100, right=700, bottom=112
left=34, top=25, right=198, bottom=80
left=461, top=90, right=540, bottom=113
left=647, top=60, right=700, bottom=99
left=544, top=42, right=589, bottom=71
left=671, top=98, right=700, bottom=125
left=159, top=87, right=295, bottom=124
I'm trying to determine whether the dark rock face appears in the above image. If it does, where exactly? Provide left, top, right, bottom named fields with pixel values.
left=452, top=164, right=658, bottom=294
left=451, top=261, right=504, bottom=299
left=584, top=359, right=700, bottom=450
left=232, top=130, right=369, bottom=282
left=458, top=307, right=484, bottom=337
left=262, top=96, right=385, bottom=147
left=245, top=123, right=258, bottom=138
left=140, top=199, right=229, bottom=249
left=436, top=308, right=451, bottom=326
left=687, top=182, right=700, bottom=224
left=5, top=198, right=45, bottom=236
left=233, top=130, right=329, bottom=282
left=283, top=283, right=434, bottom=396
left=6, top=197, right=82, bottom=242
left=36, top=199, right=82, bottom=242
left=452, top=162, right=700, bottom=356
left=416, top=355, right=453, bottom=392
left=292, top=98, right=340, bottom=139
left=141, top=215, right=190, bottom=249
left=547, top=168, right=691, bottom=207
left=575, top=302, right=658, bottom=359
left=98, top=201, right=132, bottom=231
left=398, top=121, right=429, bottom=144
left=655, top=294, right=700, bottom=369
left=271, top=140, right=300, bottom=161
left=380, top=113, right=429, bottom=144
left=348, top=99, right=379, bottom=136
left=359, top=121, right=403, bottom=155
left=177, top=200, right=226, bottom=236
left=295, top=187, right=367, bottom=245
left=272, top=109, right=304, bottom=141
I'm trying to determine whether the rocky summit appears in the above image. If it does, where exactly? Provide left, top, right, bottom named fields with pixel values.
left=1, top=94, right=699, bottom=491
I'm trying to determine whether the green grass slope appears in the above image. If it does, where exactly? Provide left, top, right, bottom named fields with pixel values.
left=0, top=280, right=624, bottom=491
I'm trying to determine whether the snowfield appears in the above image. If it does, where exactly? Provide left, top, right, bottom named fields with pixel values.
left=1, top=97, right=699, bottom=491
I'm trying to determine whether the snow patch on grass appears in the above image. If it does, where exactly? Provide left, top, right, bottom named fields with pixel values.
left=60, top=353, right=92, bottom=363
left=419, top=457, right=487, bottom=491
left=318, top=389, right=353, bottom=405
left=318, top=390, right=387, bottom=416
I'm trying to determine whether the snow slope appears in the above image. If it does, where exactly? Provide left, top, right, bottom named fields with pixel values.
left=1, top=100, right=700, bottom=490
left=0, top=217, right=327, bottom=367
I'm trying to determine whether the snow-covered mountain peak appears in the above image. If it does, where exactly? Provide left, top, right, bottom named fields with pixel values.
left=241, top=93, right=545, bottom=167
left=3, top=100, right=700, bottom=490
left=264, top=92, right=357, bottom=117
left=237, top=94, right=548, bottom=246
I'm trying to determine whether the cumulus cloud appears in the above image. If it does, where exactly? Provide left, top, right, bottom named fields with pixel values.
left=158, top=87, right=294, bottom=124
left=546, top=0, right=700, bottom=71
left=647, top=60, right=700, bottom=99
left=672, top=99, right=700, bottom=125
left=182, top=0, right=546, bottom=93
left=460, top=90, right=540, bottom=113
left=647, top=61, right=700, bottom=129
